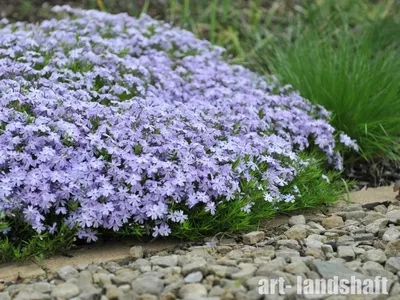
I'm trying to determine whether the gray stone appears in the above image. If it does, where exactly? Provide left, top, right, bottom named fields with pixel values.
left=51, top=283, right=80, bottom=299
left=131, top=277, right=163, bottom=295
left=374, top=205, right=388, bottom=214
left=352, top=246, right=366, bottom=256
left=276, top=239, right=300, bottom=250
left=353, top=233, right=374, bottom=242
left=245, top=276, right=266, bottom=291
left=305, top=247, right=326, bottom=259
left=226, top=249, right=243, bottom=260
left=385, top=240, right=400, bottom=258
left=385, top=257, right=400, bottom=273
left=284, top=260, right=310, bottom=274
left=343, top=260, right=362, bottom=271
left=322, top=216, right=344, bottom=229
left=243, top=231, right=265, bottom=245
left=361, top=261, right=396, bottom=280
left=56, top=265, right=79, bottom=281
left=209, top=286, right=225, bottom=297
left=184, top=272, right=203, bottom=283
left=288, top=215, right=306, bottom=226
left=363, top=249, right=387, bottom=264
left=366, top=218, right=388, bottom=234
left=178, top=284, right=207, bottom=299
left=387, top=210, right=400, bottom=224
left=15, top=291, right=51, bottom=300
left=106, top=286, right=122, bottom=299
left=208, top=264, right=229, bottom=277
left=345, top=211, right=366, bottom=221
left=321, top=244, right=334, bottom=255
left=0, top=293, right=10, bottom=300
left=362, top=212, right=387, bottom=225
left=150, top=255, right=179, bottom=268
left=311, top=260, right=370, bottom=281
left=182, top=261, right=207, bottom=276
left=138, top=294, right=157, bottom=300
left=32, top=282, right=52, bottom=293
left=253, top=256, right=271, bottom=265
left=344, top=203, right=363, bottom=212
left=383, top=228, right=400, bottom=242
left=307, top=221, right=325, bottom=232
left=284, top=225, right=307, bottom=240
left=304, top=238, right=323, bottom=249
left=337, top=246, right=355, bottom=261
left=112, top=271, right=140, bottom=285
left=275, top=248, right=300, bottom=262
left=130, top=246, right=144, bottom=260
left=230, top=263, right=257, bottom=280
left=256, top=257, right=287, bottom=275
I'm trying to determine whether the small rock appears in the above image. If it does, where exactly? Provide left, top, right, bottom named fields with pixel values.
left=307, top=221, right=325, bottom=232
left=130, top=246, right=144, bottom=260
left=106, top=286, right=122, bottom=300
left=305, top=247, right=325, bottom=259
left=32, top=282, right=52, bottom=294
left=209, top=286, right=225, bottom=297
left=182, top=261, right=207, bottom=276
left=385, top=257, right=400, bottom=273
left=304, top=238, right=323, bottom=249
left=387, top=210, right=400, bottom=224
left=284, top=225, right=307, bottom=240
left=276, top=239, right=300, bottom=250
left=138, top=294, right=158, bottom=300
left=361, top=212, right=387, bottom=225
left=344, top=211, right=366, bottom=221
left=284, top=260, right=310, bottom=274
left=150, top=255, right=178, bottom=268
left=344, top=203, right=363, bottom=212
left=363, top=249, right=387, bottom=264
left=160, top=292, right=176, bottom=300
left=382, top=228, right=400, bottom=242
left=231, top=264, right=257, bottom=280
left=243, top=231, right=265, bottom=245
left=322, top=216, right=344, bottom=229
left=226, top=249, right=243, bottom=260
left=56, top=265, right=79, bottom=281
left=288, top=215, right=306, bottom=226
left=275, top=249, right=300, bottom=262
left=256, top=257, right=287, bottom=275
left=337, top=246, right=355, bottom=261
left=311, top=260, right=370, bottom=281
left=14, top=291, right=50, bottom=300
left=374, top=205, right=387, bottom=214
left=131, top=277, right=164, bottom=295
left=178, top=284, right=207, bottom=299
left=385, top=240, right=400, bottom=258
left=353, top=233, right=374, bottom=242
left=51, top=283, right=80, bottom=299
left=0, top=293, right=10, bottom=300
left=321, top=244, right=334, bottom=255
left=365, top=218, right=388, bottom=234
left=184, top=272, right=203, bottom=283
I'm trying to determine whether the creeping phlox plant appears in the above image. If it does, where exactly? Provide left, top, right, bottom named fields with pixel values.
left=0, top=6, right=357, bottom=244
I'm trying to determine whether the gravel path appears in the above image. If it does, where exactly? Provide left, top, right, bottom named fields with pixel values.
left=1, top=199, right=400, bottom=300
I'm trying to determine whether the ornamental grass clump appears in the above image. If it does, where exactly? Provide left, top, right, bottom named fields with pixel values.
left=0, top=6, right=356, bottom=257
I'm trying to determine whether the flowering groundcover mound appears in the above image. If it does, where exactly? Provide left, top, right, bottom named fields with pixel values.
left=0, top=6, right=357, bottom=259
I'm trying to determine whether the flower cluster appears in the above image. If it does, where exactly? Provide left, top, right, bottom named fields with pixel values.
left=0, top=6, right=356, bottom=240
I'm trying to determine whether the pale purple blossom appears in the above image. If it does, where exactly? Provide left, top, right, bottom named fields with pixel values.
left=0, top=6, right=357, bottom=241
